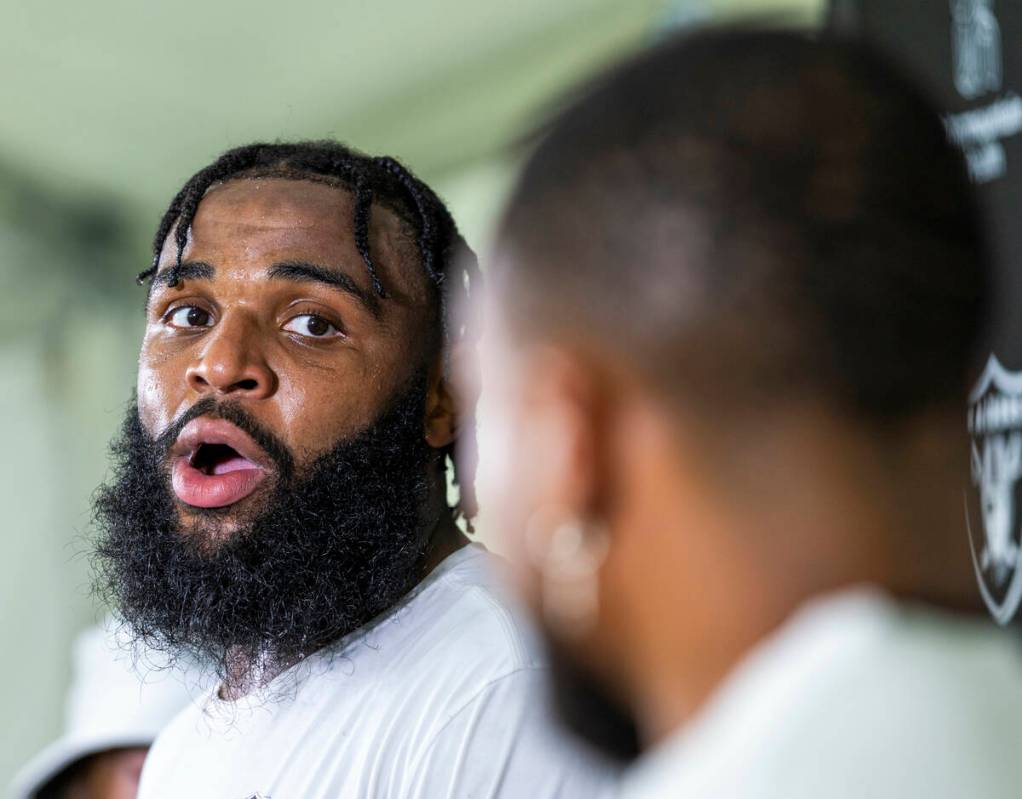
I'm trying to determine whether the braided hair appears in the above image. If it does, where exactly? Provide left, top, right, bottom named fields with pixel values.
left=138, top=140, right=481, bottom=522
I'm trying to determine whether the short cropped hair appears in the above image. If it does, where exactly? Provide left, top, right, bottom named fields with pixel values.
left=496, top=27, right=989, bottom=423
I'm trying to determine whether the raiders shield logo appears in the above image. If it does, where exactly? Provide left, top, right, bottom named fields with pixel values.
left=966, top=353, right=1022, bottom=624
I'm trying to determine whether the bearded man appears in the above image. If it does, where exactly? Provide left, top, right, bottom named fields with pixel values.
left=92, top=141, right=616, bottom=799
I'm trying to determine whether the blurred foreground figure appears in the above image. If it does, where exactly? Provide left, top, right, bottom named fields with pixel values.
left=10, top=624, right=198, bottom=799
left=92, top=141, right=615, bottom=799
left=477, top=27, right=1022, bottom=798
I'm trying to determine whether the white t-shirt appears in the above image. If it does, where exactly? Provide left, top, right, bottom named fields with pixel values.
left=622, top=589, right=1022, bottom=799
left=137, top=544, right=618, bottom=799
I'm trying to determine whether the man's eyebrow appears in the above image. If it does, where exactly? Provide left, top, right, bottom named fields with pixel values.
left=144, top=261, right=215, bottom=309
left=151, top=261, right=216, bottom=288
left=267, top=261, right=382, bottom=318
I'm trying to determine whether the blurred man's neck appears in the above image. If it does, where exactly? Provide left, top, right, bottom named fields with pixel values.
left=619, top=404, right=979, bottom=747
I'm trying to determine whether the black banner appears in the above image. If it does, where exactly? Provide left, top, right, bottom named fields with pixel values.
left=829, top=1, right=1022, bottom=623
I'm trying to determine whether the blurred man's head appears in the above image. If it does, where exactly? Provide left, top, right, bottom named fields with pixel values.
left=36, top=748, right=147, bottom=799
left=11, top=624, right=202, bottom=799
left=93, top=142, right=479, bottom=693
left=477, top=28, right=989, bottom=754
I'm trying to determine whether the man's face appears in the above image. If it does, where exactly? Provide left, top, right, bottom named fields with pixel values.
left=139, top=178, right=435, bottom=536
left=93, top=177, right=452, bottom=683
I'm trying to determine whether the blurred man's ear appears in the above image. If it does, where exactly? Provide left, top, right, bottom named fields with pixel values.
left=518, top=346, right=604, bottom=521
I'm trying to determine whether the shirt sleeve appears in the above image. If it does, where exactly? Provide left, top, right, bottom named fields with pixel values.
left=401, top=667, right=621, bottom=799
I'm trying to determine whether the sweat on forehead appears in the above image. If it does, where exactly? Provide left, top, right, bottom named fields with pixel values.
left=154, top=178, right=417, bottom=287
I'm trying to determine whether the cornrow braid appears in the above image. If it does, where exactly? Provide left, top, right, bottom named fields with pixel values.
left=374, top=155, right=441, bottom=285
left=137, top=140, right=482, bottom=522
left=351, top=175, right=385, bottom=297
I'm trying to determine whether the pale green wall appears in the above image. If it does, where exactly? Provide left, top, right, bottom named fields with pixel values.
left=0, top=165, right=144, bottom=787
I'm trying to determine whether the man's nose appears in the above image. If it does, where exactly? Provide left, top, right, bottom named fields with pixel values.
left=185, top=312, right=277, bottom=399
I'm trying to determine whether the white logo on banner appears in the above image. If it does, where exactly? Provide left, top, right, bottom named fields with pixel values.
left=944, top=1, right=1021, bottom=183
left=952, top=0, right=1002, bottom=99
left=966, top=354, right=1022, bottom=624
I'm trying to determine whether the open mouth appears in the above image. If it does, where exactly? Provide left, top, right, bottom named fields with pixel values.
left=190, top=443, right=258, bottom=476
left=170, top=418, right=270, bottom=509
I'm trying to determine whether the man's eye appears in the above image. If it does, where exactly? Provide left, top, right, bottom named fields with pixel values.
left=283, top=314, right=341, bottom=338
left=166, top=306, right=212, bottom=328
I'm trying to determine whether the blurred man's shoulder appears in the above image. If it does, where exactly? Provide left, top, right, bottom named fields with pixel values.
left=623, top=590, right=1022, bottom=799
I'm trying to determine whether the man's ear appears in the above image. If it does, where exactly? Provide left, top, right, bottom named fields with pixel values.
left=424, top=351, right=463, bottom=450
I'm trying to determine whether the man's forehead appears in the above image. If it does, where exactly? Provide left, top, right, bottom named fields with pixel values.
left=153, top=179, right=352, bottom=267
left=197, top=178, right=357, bottom=226
left=153, top=176, right=428, bottom=302
left=186, top=179, right=372, bottom=248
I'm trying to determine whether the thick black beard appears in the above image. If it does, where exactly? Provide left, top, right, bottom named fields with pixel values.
left=92, top=379, right=436, bottom=693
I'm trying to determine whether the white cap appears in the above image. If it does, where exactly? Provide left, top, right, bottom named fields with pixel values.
left=9, top=622, right=206, bottom=799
